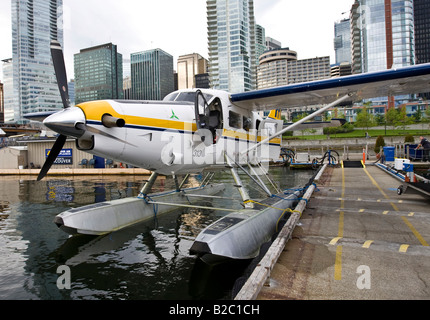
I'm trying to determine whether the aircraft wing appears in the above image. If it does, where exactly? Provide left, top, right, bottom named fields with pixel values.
left=230, top=63, right=430, bottom=111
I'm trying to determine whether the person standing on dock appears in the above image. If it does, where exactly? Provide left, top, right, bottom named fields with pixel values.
left=416, top=136, right=430, bottom=161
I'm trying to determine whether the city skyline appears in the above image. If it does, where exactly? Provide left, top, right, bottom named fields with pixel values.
left=0, top=0, right=354, bottom=83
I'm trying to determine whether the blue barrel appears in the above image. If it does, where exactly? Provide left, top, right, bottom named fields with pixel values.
left=383, top=146, right=395, bottom=161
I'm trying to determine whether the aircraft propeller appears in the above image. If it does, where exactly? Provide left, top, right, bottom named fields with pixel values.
left=37, top=41, right=72, bottom=181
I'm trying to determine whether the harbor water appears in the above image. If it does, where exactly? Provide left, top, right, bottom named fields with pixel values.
left=0, top=167, right=314, bottom=300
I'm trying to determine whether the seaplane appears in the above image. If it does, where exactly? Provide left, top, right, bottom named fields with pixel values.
left=33, top=40, right=430, bottom=260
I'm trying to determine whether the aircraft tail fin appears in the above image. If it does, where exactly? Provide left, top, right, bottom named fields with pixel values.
left=267, top=109, right=282, bottom=120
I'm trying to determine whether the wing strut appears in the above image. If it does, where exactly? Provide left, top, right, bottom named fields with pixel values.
left=242, top=94, right=352, bottom=156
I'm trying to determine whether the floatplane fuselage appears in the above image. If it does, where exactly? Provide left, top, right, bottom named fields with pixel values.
left=43, top=88, right=283, bottom=176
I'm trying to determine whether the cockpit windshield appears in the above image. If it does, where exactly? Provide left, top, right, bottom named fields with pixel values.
left=164, top=91, right=213, bottom=103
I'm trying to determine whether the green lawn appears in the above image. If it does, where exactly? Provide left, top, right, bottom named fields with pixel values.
left=285, top=128, right=430, bottom=140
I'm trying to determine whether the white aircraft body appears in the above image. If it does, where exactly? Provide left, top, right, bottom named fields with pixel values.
left=39, top=41, right=430, bottom=181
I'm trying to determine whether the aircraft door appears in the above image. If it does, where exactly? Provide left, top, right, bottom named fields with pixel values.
left=194, top=90, right=223, bottom=146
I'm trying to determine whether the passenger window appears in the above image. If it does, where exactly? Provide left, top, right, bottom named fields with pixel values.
left=229, top=111, right=242, bottom=129
left=243, top=116, right=251, bottom=131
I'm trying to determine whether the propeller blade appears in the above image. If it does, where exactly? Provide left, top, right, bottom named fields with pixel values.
left=50, top=40, right=70, bottom=109
left=37, top=134, right=67, bottom=181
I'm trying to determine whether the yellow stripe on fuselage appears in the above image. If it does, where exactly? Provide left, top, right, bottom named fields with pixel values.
left=222, top=129, right=281, bottom=145
left=78, top=100, right=197, bottom=132
left=78, top=100, right=280, bottom=144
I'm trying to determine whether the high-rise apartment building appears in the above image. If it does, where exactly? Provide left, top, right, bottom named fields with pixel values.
left=257, top=48, right=330, bottom=90
left=131, top=48, right=174, bottom=100
left=177, top=53, right=208, bottom=90
left=74, top=43, right=123, bottom=104
left=207, top=0, right=256, bottom=93
left=257, top=48, right=297, bottom=89
left=10, top=0, right=64, bottom=122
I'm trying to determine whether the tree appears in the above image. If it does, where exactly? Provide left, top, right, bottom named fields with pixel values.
left=355, top=106, right=375, bottom=130
left=414, top=108, right=422, bottom=123
left=385, top=107, right=399, bottom=130
left=375, top=113, right=385, bottom=126
left=396, top=105, right=414, bottom=132
left=374, top=135, right=386, bottom=154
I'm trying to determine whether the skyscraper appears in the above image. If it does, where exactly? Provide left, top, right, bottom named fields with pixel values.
left=10, top=0, right=64, bottom=122
left=131, top=48, right=174, bottom=100
left=255, top=25, right=266, bottom=62
left=350, top=0, right=414, bottom=74
left=414, top=0, right=430, bottom=65
left=207, top=0, right=256, bottom=93
left=74, top=43, right=123, bottom=104
left=334, top=18, right=352, bottom=64
left=350, top=0, right=415, bottom=105
left=414, top=0, right=430, bottom=99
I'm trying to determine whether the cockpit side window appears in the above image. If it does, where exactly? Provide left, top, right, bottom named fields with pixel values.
left=164, top=91, right=213, bottom=103
left=163, top=92, right=179, bottom=101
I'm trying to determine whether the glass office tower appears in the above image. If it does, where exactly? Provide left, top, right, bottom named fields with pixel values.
left=350, top=0, right=414, bottom=105
left=10, top=0, right=64, bottom=122
left=131, top=49, right=174, bottom=100
left=207, top=0, right=256, bottom=93
left=414, top=0, right=430, bottom=65
left=351, top=0, right=414, bottom=74
left=74, top=43, right=123, bottom=104
left=334, top=19, right=352, bottom=64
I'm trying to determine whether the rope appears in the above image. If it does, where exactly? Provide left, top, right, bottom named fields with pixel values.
left=141, top=194, right=159, bottom=216
left=243, top=199, right=302, bottom=232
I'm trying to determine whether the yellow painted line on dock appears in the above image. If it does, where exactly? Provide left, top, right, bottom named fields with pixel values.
left=362, top=240, right=374, bottom=248
left=401, top=216, right=429, bottom=247
left=334, top=246, right=343, bottom=280
left=362, top=167, right=400, bottom=211
left=363, top=167, right=429, bottom=247
left=399, top=244, right=409, bottom=253
left=334, top=164, right=345, bottom=281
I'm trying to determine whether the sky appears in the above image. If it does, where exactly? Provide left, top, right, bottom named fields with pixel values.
left=0, top=0, right=355, bottom=82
